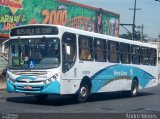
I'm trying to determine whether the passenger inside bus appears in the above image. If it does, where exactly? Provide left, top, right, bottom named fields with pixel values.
left=109, top=43, right=118, bottom=62
left=80, top=39, right=92, bottom=60
left=95, top=43, right=105, bottom=61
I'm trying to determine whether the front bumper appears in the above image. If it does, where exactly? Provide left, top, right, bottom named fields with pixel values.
left=6, top=80, right=60, bottom=94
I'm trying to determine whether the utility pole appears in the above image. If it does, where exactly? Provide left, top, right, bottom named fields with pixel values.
left=129, top=0, right=141, bottom=40
left=132, top=0, right=136, bottom=40
left=136, top=24, right=144, bottom=42
left=141, top=24, right=144, bottom=41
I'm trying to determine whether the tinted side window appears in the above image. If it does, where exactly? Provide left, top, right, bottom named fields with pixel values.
left=79, top=35, right=93, bottom=61
left=94, top=38, right=106, bottom=62
left=108, top=41, right=119, bottom=63
left=149, top=48, right=157, bottom=66
left=131, top=45, right=141, bottom=64
left=120, top=43, right=130, bottom=64
left=141, top=47, right=149, bottom=65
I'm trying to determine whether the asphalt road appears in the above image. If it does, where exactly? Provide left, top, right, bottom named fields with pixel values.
left=0, top=86, right=160, bottom=118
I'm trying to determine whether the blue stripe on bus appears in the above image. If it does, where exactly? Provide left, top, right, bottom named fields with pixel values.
left=91, top=64, right=155, bottom=92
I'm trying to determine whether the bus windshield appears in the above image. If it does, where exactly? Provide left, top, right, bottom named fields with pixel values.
left=9, top=38, right=60, bottom=69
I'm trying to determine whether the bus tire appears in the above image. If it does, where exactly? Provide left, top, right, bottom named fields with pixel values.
left=122, top=79, right=138, bottom=97
left=130, top=79, right=139, bottom=97
left=35, top=94, right=48, bottom=102
left=77, top=83, right=90, bottom=103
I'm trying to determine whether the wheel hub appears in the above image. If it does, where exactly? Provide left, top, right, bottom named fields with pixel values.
left=80, top=87, right=87, bottom=97
left=133, top=86, right=137, bottom=95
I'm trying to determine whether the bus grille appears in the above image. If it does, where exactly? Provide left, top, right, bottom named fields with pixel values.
left=11, top=71, right=47, bottom=76
left=15, top=80, right=42, bottom=83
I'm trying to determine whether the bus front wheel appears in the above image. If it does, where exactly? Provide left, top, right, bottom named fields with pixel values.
left=77, top=83, right=90, bottom=103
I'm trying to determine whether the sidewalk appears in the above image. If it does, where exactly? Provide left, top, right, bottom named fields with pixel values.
left=0, top=80, right=6, bottom=90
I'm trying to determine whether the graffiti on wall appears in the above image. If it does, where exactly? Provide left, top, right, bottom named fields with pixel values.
left=0, top=0, right=23, bottom=14
left=41, top=10, right=67, bottom=25
left=0, top=14, right=25, bottom=31
left=68, top=16, right=95, bottom=32
left=0, top=0, right=25, bottom=33
left=0, top=0, right=119, bottom=37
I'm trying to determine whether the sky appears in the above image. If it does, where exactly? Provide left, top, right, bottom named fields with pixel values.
left=69, top=0, right=160, bottom=39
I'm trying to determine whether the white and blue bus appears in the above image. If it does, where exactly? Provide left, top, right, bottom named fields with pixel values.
left=6, top=24, right=158, bottom=102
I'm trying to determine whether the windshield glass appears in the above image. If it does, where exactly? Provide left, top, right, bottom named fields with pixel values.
left=9, top=38, right=60, bottom=69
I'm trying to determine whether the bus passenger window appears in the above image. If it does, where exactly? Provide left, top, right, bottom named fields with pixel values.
left=108, top=41, right=119, bottom=63
left=94, top=38, right=106, bottom=62
left=120, top=43, right=130, bottom=64
left=149, top=48, right=157, bottom=66
left=79, top=35, right=93, bottom=61
left=141, top=47, right=149, bottom=65
left=131, top=45, right=141, bottom=64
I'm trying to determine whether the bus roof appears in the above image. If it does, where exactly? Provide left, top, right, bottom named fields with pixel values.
left=57, top=25, right=157, bottom=49
left=10, top=24, right=157, bottom=49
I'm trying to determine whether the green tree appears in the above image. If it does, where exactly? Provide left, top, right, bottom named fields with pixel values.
left=119, top=31, right=146, bottom=41
left=119, top=32, right=132, bottom=40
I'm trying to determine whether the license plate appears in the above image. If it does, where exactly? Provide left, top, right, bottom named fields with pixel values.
left=24, top=85, right=32, bottom=90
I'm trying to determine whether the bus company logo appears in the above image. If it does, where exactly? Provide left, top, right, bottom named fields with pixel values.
left=0, top=0, right=23, bottom=14
left=21, top=79, right=31, bottom=83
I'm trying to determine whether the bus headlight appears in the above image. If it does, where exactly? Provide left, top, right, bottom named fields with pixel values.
left=43, top=80, right=47, bottom=84
left=6, top=75, right=15, bottom=83
left=47, top=77, right=54, bottom=83
left=42, top=73, right=58, bottom=84
left=6, top=74, right=15, bottom=83
left=9, top=78, right=15, bottom=83
left=43, top=77, right=56, bottom=84
left=48, top=78, right=53, bottom=83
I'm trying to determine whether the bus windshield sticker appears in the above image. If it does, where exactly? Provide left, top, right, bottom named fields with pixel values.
left=29, top=60, right=35, bottom=68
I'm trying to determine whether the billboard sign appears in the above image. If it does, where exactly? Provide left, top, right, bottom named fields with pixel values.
left=0, top=0, right=120, bottom=37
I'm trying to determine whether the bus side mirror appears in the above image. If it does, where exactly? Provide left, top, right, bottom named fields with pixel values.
left=2, top=44, right=5, bottom=52
left=2, top=39, right=10, bottom=52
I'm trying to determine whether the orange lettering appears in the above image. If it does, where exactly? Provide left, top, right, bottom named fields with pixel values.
left=61, top=10, right=67, bottom=25
left=49, top=10, right=56, bottom=24
left=41, top=10, right=67, bottom=25
left=42, top=10, right=49, bottom=24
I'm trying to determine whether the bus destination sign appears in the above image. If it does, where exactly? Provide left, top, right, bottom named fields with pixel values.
left=10, top=26, right=58, bottom=36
